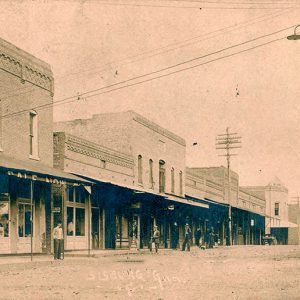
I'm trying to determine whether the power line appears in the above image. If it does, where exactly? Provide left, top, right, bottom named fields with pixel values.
left=157, top=0, right=300, bottom=5
left=55, top=8, right=289, bottom=84
left=56, top=25, right=295, bottom=100
left=1, top=33, right=287, bottom=121
left=96, top=0, right=300, bottom=9
left=0, top=7, right=289, bottom=101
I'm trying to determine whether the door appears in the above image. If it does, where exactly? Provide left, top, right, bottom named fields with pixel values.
left=92, top=208, right=100, bottom=249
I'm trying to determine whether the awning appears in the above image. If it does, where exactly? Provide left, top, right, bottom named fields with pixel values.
left=0, top=154, right=92, bottom=185
left=71, top=172, right=208, bottom=209
left=272, top=220, right=298, bottom=228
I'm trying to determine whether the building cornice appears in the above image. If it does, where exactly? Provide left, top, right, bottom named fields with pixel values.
left=65, top=133, right=134, bottom=169
left=0, top=38, right=53, bottom=94
left=131, top=111, right=186, bottom=146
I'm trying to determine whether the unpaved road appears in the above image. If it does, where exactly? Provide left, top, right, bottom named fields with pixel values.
left=0, top=246, right=299, bottom=300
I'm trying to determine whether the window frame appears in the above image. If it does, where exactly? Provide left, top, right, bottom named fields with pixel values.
left=171, top=167, right=175, bottom=193
left=149, top=159, right=154, bottom=189
left=29, top=110, right=39, bottom=160
left=66, top=187, right=86, bottom=237
left=274, top=202, right=280, bottom=216
left=138, top=155, right=143, bottom=184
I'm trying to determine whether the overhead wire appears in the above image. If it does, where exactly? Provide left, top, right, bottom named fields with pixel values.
left=0, top=6, right=290, bottom=102
left=95, top=0, right=300, bottom=9
left=0, top=25, right=294, bottom=121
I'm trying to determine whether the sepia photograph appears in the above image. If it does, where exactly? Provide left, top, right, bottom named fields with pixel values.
left=0, top=0, right=299, bottom=299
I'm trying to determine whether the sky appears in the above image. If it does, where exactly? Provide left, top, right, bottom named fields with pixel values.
left=0, top=0, right=299, bottom=197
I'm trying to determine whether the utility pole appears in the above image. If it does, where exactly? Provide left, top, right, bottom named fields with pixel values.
left=216, top=127, right=241, bottom=246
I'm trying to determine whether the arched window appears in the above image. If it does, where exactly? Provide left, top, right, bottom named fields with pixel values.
left=179, top=171, right=183, bottom=196
left=159, top=160, right=165, bottom=193
left=138, top=155, right=143, bottom=184
left=149, top=159, right=154, bottom=189
left=171, top=167, right=175, bottom=193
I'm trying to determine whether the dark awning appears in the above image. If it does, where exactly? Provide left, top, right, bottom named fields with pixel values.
left=0, top=154, right=92, bottom=185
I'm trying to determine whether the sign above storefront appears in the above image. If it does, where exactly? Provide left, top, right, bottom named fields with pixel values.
left=7, top=170, right=67, bottom=186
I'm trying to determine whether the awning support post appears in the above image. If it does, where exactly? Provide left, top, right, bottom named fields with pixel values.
left=30, top=180, right=34, bottom=262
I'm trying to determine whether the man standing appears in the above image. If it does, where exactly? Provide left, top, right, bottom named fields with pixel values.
left=152, top=225, right=160, bottom=253
left=182, top=223, right=192, bottom=251
left=53, top=223, right=64, bottom=260
left=194, top=226, right=201, bottom=247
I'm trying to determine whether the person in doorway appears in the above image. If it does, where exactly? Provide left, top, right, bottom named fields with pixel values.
left=208, top=227, right=215, bottom=249
left=171, top=222, right=179, bottom=250
left=67, top=221, right=74, bottom=236
left=129, top=220, right=139, bottom=250
left=152, top=225, right=160, bottom=253
left=194, top=226, right=201, bottom=247
left=53, top=223, right=64, bottom=260
left=182, top=223, right=192, bottom=251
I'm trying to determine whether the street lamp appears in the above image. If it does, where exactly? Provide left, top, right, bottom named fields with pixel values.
left=287, top=25, right=300, bottom=40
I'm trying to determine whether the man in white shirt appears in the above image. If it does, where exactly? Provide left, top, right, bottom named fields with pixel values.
left=53, top=223, right=64, bottom=260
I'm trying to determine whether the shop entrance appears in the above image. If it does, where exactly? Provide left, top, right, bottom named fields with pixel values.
left=92, top=208, right=100, bottom=249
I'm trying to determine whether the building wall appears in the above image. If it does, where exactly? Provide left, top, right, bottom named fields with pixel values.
left=288, top=204, right=300, bottom=245
left=54, top=111, right=186, bottom=197
left=0, top=37, right=54, bottom=167
left=129, top=112, right=186, bottom=197
left=53, top=132, right=134, bottom=186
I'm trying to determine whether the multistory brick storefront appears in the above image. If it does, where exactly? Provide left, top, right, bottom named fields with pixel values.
left=54, top=111, right=208, bottom=250
left=0, top=37, right=91, bottom=254
left=186, top=167, right=266, bottom=246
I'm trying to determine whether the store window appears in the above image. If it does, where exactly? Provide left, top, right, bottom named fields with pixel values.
left=68, top=187, right=74, bottom=202
left=76, top=208, right=85, bottom=236
left=29, top=110, right=39, bottom=159
left=18, top=204, right=32, bottom=237
left=67, top=207, right=74, bottom=236
left=138, top=155, right=143, bottom=184
left=275, top=203, right=279, bottom=216
left=0, top=202, right=9, bottom=237
left=67, top=187, right=86, bottom=237
left=76, top=187, right=85, bottom=203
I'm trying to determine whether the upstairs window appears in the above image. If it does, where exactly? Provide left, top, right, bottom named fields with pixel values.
left=179, top=171, right=183, bottom=196
left=138, top=155, right=143, bottom=184
left=149, top=159, right=154, bottom=189
left=159, top=160, right=165, bottom=193
left=275, top=203, right=279, bottom=216
left=171, top=168, right=175, bottom=193
left=29, top=111, right=39, bottom=158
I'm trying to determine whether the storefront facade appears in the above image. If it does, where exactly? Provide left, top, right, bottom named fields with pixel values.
left=0, top=157, right=91, bottom=254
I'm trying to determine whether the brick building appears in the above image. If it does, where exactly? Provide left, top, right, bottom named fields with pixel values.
left=0, top=37, right=90, bottom=254
left=186, top=167, right=266, bottom=245
left=54, top=111, right=208, bottom=250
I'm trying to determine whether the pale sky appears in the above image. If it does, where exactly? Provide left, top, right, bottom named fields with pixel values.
left=1, top=1, right=299, bottom=196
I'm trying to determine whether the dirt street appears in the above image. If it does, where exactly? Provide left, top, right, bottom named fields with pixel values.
left=0, top=246, right=299, bottom=300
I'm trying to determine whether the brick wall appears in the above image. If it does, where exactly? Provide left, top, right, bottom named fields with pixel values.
left=0, top=70, right=53, bottom=166
left=54, top=111, right=186, bottom=197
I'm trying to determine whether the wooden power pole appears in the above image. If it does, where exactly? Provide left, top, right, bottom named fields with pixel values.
left=216, top=127, right=241, bottom=246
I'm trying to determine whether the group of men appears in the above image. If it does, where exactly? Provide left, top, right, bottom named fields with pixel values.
left=52, top=221, right=217, bottom=259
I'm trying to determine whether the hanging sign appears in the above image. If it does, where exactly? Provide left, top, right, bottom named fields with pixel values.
left=7, top=171, right=67, bottom=185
